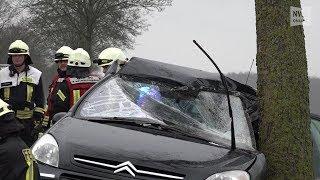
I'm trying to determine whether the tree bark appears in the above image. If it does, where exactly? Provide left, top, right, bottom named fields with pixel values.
left=255, top=0, right=313, bottom=179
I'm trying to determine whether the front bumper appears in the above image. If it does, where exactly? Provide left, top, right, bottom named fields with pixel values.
left=38, top=163, right=185, bottom=180
left=37, top=153, right=266, bottom=180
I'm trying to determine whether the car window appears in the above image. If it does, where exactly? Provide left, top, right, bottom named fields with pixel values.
left=77, top=76, right=255, bottom=150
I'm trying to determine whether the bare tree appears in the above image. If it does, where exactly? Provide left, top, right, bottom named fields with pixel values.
left=0, top=0, right=26, bottom=30
left=0, top=0, right=27, bottom=56
left=0, top=0, right=13, bottom=30
left=255, top=0, right=313, bottom=178
left=27, top=0, right=172, bottom=57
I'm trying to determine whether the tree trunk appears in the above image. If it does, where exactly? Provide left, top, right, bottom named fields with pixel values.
left=255, top=0, right=313, bottom=179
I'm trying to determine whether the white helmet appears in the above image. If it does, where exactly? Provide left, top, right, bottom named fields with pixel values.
left=8, top=40, right=29, bottom=56
left=97, top=48, right=127, bottom=67
left=68, top=48, right=91, bottom=68
left=55, top=46, right=73, bottom=62
left=0, top=99, right=14, bottom=117
left=7, top=40, right=32, bottom=64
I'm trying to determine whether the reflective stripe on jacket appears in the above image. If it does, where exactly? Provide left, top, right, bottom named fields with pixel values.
left=0, top=66, right=44, bottom=119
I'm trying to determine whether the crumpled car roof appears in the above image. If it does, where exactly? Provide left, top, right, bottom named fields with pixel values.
left=120, top=57, right=258, bottom=114
left=119, top=57, right=256, bottom=96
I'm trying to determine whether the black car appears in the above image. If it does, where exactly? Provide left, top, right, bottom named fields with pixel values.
left=32, top=57, right=266, bottom=180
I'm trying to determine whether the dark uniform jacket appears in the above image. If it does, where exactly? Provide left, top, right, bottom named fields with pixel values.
left=46, top=69, right=68, bottom=123
left=46, top=75, right=99, bottom=124
left=0, top=65, right=45, bottom=121
left=47, top=77, right=70, bottom=121
left=0, top=112, right=23, bottom=138
left=0, top=112, right=40, bottom=180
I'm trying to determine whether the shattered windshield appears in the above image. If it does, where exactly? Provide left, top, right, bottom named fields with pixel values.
left=77, top=76, right=254, bottom=150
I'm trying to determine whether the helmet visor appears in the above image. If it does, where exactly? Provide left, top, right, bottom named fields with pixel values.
left=55, top=53, right=69, bottom=60
left=9, top=48, right=28, bottom=54
left=94, top=59, right=114, bottom=66
left=100, top=59, right=113, bottom=65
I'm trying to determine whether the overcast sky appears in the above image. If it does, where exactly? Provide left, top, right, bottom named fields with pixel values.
left=127, top=0, right=319, bottom=78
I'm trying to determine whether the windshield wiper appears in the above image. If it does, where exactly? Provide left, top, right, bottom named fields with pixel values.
left=85, top=117, right=166, bottom=129
left=85, top=117, right=227, bottom=148
left=193, top=40, right=236, bottom=151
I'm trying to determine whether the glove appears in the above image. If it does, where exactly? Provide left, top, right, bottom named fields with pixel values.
left=42, top=115, right=50, bottom=130
left=33, top=108, right=45, bottom=128
left=31, top=122, right=44, bottom=141
left=38, top=132, right=44, bottom=139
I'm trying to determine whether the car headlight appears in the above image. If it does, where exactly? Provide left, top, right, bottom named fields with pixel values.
left=31, top=134, right=59, bottom=167
left=206, top=170, right=250, bottom=180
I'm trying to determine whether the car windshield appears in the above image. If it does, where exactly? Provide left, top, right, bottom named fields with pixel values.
left=77, top=76, right=255, bottom=150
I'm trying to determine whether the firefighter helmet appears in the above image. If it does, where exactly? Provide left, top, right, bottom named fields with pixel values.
left=55, top=46, right=73, bottom=62
left=68, top=48, right=91, bottom=68
left=97, top=48, right=127, bottom=67
left=0, top=99, right=14, bottom=117
left=7, top=40, right=32, bottom=64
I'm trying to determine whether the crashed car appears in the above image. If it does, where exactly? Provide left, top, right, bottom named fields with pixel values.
left=32, top=57, right=266, bottom=180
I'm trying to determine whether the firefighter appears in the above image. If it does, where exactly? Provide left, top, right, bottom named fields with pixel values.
left=0, top=40, right=45, bottom=147
left=48, top=48, right=99, bottom=125
left=53, top=46, right=73, bottom=78
left=65, top=48, right=100, bottom=107
left=44, top=46, right=73, bottom=128
left=95, top=47, right=127, bottom=74
left=0, top=98, right=40, bottom=180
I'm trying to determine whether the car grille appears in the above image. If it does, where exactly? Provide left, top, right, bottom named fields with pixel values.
left=60, top=173, right=103, bottom=180
left=73, top=155, right=185, bottom=180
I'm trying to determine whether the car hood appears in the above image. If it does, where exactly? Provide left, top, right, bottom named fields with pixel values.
left=49, top=117, right=258, bottom=179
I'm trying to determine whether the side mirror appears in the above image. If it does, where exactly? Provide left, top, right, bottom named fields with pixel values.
left=52, top=112, right=67, bottom=125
